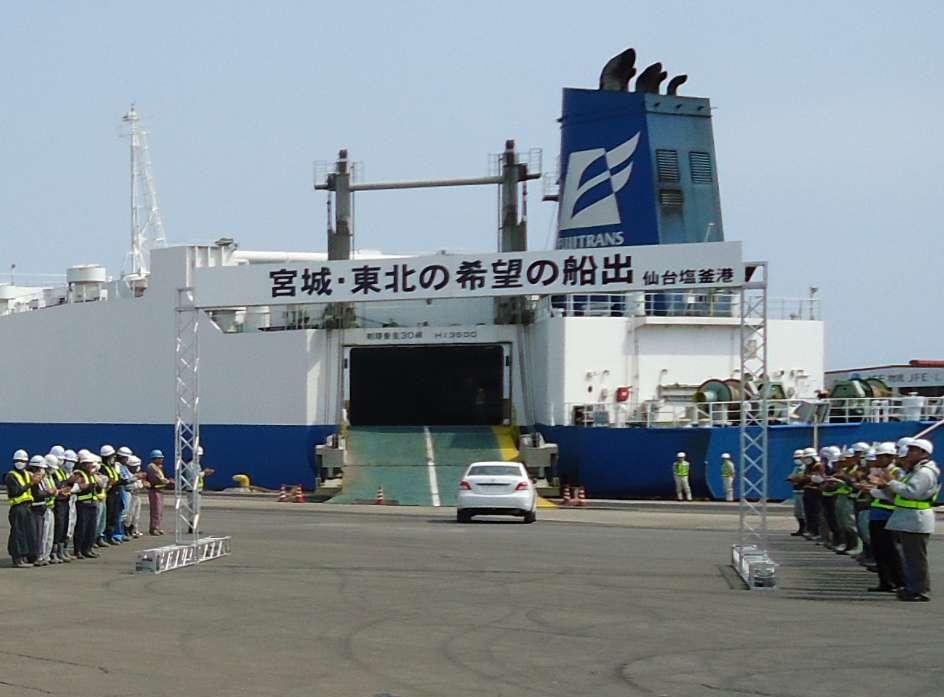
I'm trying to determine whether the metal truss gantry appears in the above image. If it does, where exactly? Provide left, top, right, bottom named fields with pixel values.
left=733, top=262, right=776, bottom=589
left=135, top=287, right=231, bottom=574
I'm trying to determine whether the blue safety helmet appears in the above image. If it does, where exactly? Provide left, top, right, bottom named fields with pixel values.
left=149, top=449, right=165, bottom=460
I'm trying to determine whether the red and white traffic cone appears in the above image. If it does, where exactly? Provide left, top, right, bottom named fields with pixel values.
left=292, top=484, right=306, bottom=503
left=276, top=485, right=289, bottom=502
left=562, top=485, right=572, bottom=506
left=375, top=485, right=385, bottom=505
left=576, top=487, right=587, bottom=507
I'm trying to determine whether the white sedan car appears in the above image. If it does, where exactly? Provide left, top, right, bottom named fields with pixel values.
left=456, top=461, right=536, bottom=524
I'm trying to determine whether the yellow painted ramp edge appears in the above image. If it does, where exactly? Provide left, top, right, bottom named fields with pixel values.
left=493, top=426, right=557, bottom=509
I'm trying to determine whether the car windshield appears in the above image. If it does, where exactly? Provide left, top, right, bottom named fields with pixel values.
left=467, top=465, right=522, bottom=477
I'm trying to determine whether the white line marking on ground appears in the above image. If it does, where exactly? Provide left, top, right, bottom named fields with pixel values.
left=424, top=426, right=441, bottom=507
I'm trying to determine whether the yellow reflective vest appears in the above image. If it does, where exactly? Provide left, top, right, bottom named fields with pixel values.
left=6, top=469, right=33, bottom=506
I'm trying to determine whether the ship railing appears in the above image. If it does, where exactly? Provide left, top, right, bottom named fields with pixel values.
left=557, top=396, right=944, bottom=428
left=535, top=293, right=820, bottom=321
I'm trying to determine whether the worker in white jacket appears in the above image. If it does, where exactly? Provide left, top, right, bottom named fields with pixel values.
left=872, top=438, right=939, bottom=602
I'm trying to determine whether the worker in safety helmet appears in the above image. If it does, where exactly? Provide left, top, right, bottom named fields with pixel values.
left=100, top=444, right=125, bottom=545
left=856, top=441, right=904, bottom=592
left=62, top=449, right=79, bottom=550
left=72, top=450, right=101, bottom=559
left=145, top=450, right=172, bottom=535
left=107, top=446, right=135, bottom=543
left=817, top=446, right=843, bottom=549
left=719, top=453, right=735, bottom=502
left=6, top=450, right=40, bottom=568
left=49, top=450, right=75, bottom=563
left=850, top=447, right=876, bottom=566
left=182, top=445, right=215, bottom=534
left=92, top=455, right=109, bottom=548
left=672, top=452, right=692, bottom=501
left=122, top=455, right=146, bottom=538
left=786, top=449, right=807, bottom=536
left=831, top=447, right=862, bottom=556
left=800, top=447, right=823, bottom=541
left=872, top=438, right=939, bottom=601
left=27, top=455, right=53, bottom=566
left=38, top=454, right=62, bottom=564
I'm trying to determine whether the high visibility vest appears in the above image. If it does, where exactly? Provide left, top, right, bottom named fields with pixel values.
left=75, top=471, right=97, bottom=503
left=893, top=468, right=938, bottom=510
left=44, top=475, right=57, bottom=509
left=870, top=496, right=896, bottom=511
left=102, top=462, right=119, bottom=485
left=30, top=474, right=54, bottom=508
left=721, top=460, right=735, bottom=478
left=6, top=469, right=34, bottom=506
left=673, top=460, right=690, bottom=477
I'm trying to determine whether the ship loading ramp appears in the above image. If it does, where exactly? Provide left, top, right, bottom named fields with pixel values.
left=329, top=425, right=520, bottom=506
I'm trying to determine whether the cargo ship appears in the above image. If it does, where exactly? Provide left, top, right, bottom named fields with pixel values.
left=2, top=49, right=941, bottom=504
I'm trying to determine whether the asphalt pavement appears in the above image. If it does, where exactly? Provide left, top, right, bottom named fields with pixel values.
left=0, top=499, right=941, bottom=697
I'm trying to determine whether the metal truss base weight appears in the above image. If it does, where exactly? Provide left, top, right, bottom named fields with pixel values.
left=731, top=543, right=777, bottom=590
left=135, top=536, right=232, bottom=574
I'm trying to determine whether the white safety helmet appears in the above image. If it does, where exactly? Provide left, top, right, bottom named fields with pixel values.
left=865, top=448, right=877, bottom=462
left=127, top=455, right=142, bottom=469
left=802, top=447, right=818, bottom=460
left=897, top=437, right=914, bottom=458
left=851, top=441, right=870, bottom=454
left=792, top=448, right=804, bottom=458
left=841, top=448, right=855, bottom=459
left=721, top=452, right=731, bottom=459
left=28, top=455, right=47, bottom=469
left=63, top=449, right=78, bottom=463
left=13, top=449, right=28, bottom=470
left=117, top=446, right=133, bottom=458
left=874, top=442, right=897, bottom=457
left=77, top=449, right=95, bottom=465
left=821, top=446, right=842, bottom=463
left=910, top=438, right=934, bottom=456
left=676, top=452, right=686, bottom=459
left=49, top=445, right=65, bottom=459
left=100, top=444, right=116, bottom=458
left=197, top=445, right=204, bottom=457
left=44, top=454, right=60, bottom=470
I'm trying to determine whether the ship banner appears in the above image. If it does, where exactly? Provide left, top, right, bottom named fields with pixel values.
left=193, top=241, right=743, bottom=307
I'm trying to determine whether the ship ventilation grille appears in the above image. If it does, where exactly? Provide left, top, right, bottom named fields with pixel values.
left=656, top=149, right=680, bottom=183
left=689, top=151, right=714, bottom=183
left=659, top=189, right=684, bottom=208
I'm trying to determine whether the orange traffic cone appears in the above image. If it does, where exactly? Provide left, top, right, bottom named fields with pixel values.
left=562, top=485, right=572, bottom=506
left=375, top=485, right=385, bottom=505
left=576, top=487, right=587, bottom=507
left=276, top=485, right=289, bottom=502
left=292, top=484, right=306, bottom=503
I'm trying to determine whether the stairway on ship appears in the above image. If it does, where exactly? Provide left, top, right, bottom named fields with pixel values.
left=329, top=425, right=519, bottom=506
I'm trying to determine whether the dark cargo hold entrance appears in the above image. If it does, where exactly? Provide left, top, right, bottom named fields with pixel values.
left=348, top=345, right=505, bottom=426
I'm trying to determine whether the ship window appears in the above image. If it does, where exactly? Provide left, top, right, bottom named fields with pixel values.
left=659, top=189, right=684, bottom=208
left=689, top=151, right=714, bottom=184
left=655, top=149, right=680, bottom=183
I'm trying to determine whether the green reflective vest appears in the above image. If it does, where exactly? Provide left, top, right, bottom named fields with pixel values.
left=893, top=470, right=937, bottom=510
left=721, top=460, right=735, bottom=478
left=6, top=469, right=33, bottom=506
left=673, top=460, right=690, bottom=477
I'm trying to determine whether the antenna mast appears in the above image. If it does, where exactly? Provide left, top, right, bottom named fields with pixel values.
left=121, top=104, right=167, bottom=275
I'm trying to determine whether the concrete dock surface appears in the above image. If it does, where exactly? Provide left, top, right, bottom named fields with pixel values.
left=1, top=498, right=941, bottom=697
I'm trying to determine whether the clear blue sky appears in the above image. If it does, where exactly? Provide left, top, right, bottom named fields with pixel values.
left=1, top=1, right=941, bottom=368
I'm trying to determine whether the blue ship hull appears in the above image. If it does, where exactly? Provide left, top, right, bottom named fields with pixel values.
left=3, top=420, right=940, bottom=500
left=538, top=421, right=944, bottom=501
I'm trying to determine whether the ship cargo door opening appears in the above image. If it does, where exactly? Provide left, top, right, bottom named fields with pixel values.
left=346, top=344, right=509, bottom=426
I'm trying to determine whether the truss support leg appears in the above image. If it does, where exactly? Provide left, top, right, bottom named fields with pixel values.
left=734, top=265, right=777, bottom=590
left=136, top=287, right=232, bottom=574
